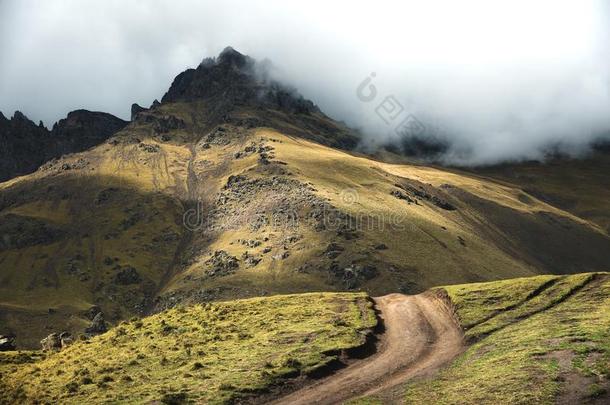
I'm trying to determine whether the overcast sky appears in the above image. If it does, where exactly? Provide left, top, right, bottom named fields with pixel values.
left=1, top=0, right=609, bottom=164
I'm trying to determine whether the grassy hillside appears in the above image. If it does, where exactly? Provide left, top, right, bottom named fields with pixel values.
left=1, top=273, right=608, bottom=404
left=1, top=100, right=609, bottom=347
left=0, top=292, right=376, bottom=404
left=398, top=273, right=610, bottom=404
left=155, top=122, right=610, bottom=304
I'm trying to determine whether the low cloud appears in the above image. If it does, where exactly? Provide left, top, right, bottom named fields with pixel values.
left=1, top=0, right=609, bottom=165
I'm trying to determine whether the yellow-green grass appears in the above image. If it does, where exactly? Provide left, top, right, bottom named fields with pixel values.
left=0, top=292, right=376, bottom=404
left=0, top=174, right=184, bottom=347
left=167, top=128, right=544, bottom=299
left=400, top=273, right=610, bottom=404
left=345, top=398, right=384, bottom=405
left=443, top=274, right=558, bottom=329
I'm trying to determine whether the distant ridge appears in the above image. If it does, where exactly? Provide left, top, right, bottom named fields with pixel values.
left=0, top=109, right=127, bottom=182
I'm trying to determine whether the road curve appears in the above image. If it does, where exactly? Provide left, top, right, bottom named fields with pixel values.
left=270, top=291, right=465, bottom=405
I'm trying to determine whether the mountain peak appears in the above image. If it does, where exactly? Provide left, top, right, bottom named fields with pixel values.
left=161, top=47, right=319, bottom=115
left=216, top=46, right=250, bottom=68
left=12, top=110, right=33, bottom=123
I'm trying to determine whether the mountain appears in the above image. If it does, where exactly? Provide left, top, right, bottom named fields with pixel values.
left=158, top=46, right=357, bottom=149
left=0, top=110, right=128, bottom=182
left=0, top=48, right=609, bottom=349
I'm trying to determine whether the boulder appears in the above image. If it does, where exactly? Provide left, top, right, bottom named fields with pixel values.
left=40, top=331, right=74, bottom=351
left=138, top=143, right=160, bottom=153
left=85, top=312, right=108, bottom=335
left=329, top=263, right=379, bottom=289
left=40, top=333, right=62, bottom=351
left=390, top=189, right=414, bottom=203
left=60, top=331, right=74, bottom=348
left=0, top=335, right=16, bottom=351
left=82, top=305, right=102, bottom=320
left=245, top=256, right=262, bottom=268
left=205, top=251, right=239, bottom=277
left=324, top=243, right=344, bottom=259
left=113, top=266, right=141, bottom=285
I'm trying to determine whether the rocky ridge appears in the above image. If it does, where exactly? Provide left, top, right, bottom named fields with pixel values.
left=0, top=109, right=128, bottom=182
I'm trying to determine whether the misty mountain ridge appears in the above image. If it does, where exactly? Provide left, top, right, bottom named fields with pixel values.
left=2, top=46, right=608, bottom=176
left=0, top=47, right=354, bottom=183
left=130, top=47, right=358, bottom=150
left=377, top=119, right=610, bottom=168
left=162, top=47, right=320, bottom=115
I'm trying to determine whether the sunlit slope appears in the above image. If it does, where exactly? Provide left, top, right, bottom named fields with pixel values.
left=1, top=100, right=609, bottom=348
left=161, top=126, right=609, bottom=304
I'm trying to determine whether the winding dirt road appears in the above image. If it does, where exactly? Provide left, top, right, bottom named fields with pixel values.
left=271, top=291, right=465, bottom=405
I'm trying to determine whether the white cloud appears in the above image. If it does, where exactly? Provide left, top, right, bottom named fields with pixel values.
left=0, top=0, right=609, bottom=164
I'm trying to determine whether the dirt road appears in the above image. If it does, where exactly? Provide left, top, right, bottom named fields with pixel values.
left=270, top=291, right=465, bottom=405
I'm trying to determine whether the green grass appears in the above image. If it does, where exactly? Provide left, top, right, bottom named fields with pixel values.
left=2, top=273, right=608, bottom=405
left=443, top=274, right=559, bottom=329
left=445, top=273, right=596, bottom=341
left=0, top=292, right=376, bottom=404
left=401, top=273, right=610, bottom=404
left=345, top=398, right=384, bottom=405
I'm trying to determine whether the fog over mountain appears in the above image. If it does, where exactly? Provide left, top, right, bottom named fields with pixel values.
left=1, top=0, right=609, bottom=164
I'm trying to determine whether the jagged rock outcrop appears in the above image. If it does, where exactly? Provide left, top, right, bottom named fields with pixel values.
left=0, top=109, right=127, bottom=182
left=40, top=331, right=74, bottom=351
left=161, top=47, right=357, bottom=148
left=49, top=110, right=128, bottom=156
left=40, top=333, right=62, bottom=351
left=134, top=113, right=185, bottom=134
left=59, top=331, right=74, bottom=348
left=131, top=103, right=147, bottom=121
left=85, top=312, right=108, bottom=336
left=82, top=305, right=102, bottom=320
left=0, top=111, right=50, bottom=182
left=163, top=47, right=318, bottom=113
